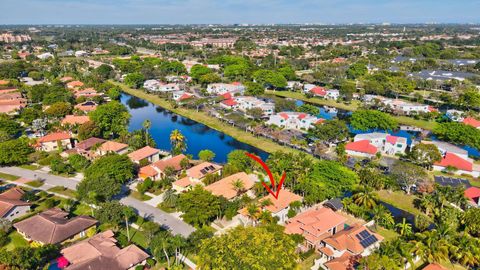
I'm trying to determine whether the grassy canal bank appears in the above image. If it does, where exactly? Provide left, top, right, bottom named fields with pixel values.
left=266, top=90, right=439, bottom=131
left=112, top=82, right=301, bottom=155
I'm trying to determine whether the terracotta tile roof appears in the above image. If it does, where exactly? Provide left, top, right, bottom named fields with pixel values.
left=322, top=223, right=383, bottom=255
left=319, top=246, right=334, bottom=257
left=463, top=117, right=480, bottom=128
left=98, top=141, right=129, bottom=153
left=60, top=76, right=74, bottom=82
left=422, top=263, right=448, bottom=270
left=324, top=252, right=355, bottom=270
left=14, top=208, right=97, bottom=244
left=220, top=92, right=232, bottom=99
left=62, top=230, right=149, bottom=270
left=0, top=104, right=23, bottom=113
left=204, top=172, right=255, bottom=200
left=74, top=101, right=97, bottom=112
left=221, top=99, right=237, bottom=107
left=261, top=189, right=303, bottom=214
left=0, top=80, right=9, bottom=85
left=310, top=86, right=327, bottom=96
left=61, top=115, right=90, bottom=126
left=66, top=81, right=84, bottom=88
left=179, top=93, right=193, bottom=100
left=152, top=154, right=186, bottom=171
left=0, top=187, right=30, bottom=217
left=173, top=176, right=197, bottom=188
left=139, top=166, right=158, bottom=178
left=285, top=207, right=346, bottom=238
left=0, top=88, right=18, bottom=94
left=434, top=152, right=473, bottom=171
left=128, top=146, right=160, bottom=162
left=186, top=161, right=222, bottom=179
left=75, top=137, right=106, bottom=151
left=386, top=135, right=399, bottom=144
left=345, top=140, right=377, bottom=155
left=464, top=187, right=480, bottom=204
left=38, top=132, right=71, bottom=143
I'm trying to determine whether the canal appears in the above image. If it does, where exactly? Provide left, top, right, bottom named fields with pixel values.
left=120, top=93, right=269, bottom=163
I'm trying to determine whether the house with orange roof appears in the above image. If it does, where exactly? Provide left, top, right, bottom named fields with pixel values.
left=0, top=187, right=31, bottom=221
left=285, top=207, right=347, bottom=251
left=74, top=88, right=100, bottom=99
left=74, top=101, right=97, bottom=112
left=204, top=172, right=256, bottom=200
left=127, top=146, right=161, bottom=164
left=318, top=223, right=383, bottom=270
left=61, top=115, right=90, bottom=126
left=36, top=132, right=73, bottom=152
left=96, top=141, right=129, bottom=156
left=60, top=76, right=74, bottom=83
left=72, top=137, right=106, bottom=160
left=172, top=161, right=222, bottom=192
left=463, top=117, right=480, bottom=129
left=346, top=132, right=408, bottom=157
left=239, top=189, right=303, bottom=224
left=464, top=187, right=480, bottom=207
left=422, top=263, right=448, bottom=270
left=345, top=140, right=377, bottom=157
left=138, top=154, right=186, bottom=180
left=0, top=79, right=9, bottom=85
left=66, top=80, right=84, bottom=89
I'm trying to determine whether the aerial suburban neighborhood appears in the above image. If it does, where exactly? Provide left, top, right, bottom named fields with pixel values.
left=0, top=1, right=480, bottom=270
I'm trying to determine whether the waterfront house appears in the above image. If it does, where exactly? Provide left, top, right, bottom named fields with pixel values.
left=36, top=132, right=73, bottom=152
left=234, top=96, right=275, bottom=117
left=96, top=141, right=129, bottom=156
left=138, top=154, right=186, bottom=180
left=172, top=90, right=193, bottom=102
left=172, top=161, right=223, bottom=192
left=0, top=187, right=31, bottom=221
left=266, top=112, right=322, bottom=130
left=74, top=88, right=100, bottom=99
left=143, top=79, right=161, bottom=91
left=127, top=146, right=161, bottom=164
left=60, top=230, right=149, bottom=270
left=351, top=133, right=408, bottom=156
left=71, top=137, right=106, bottom=159
left=14, top=208, right=97, bottom=245
left=345, top=140, right=378, bottom=158
left=204, top=172, right=256, bottom=200
left=285, top=207, right=347, bottom=251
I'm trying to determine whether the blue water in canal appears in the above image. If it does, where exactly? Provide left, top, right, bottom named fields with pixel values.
left=120, top=93, right=269, bottom=163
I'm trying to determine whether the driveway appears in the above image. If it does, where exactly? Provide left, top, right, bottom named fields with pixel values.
left=0, top=166, right=195, bottom=237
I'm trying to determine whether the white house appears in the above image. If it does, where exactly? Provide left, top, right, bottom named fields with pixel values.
left=207, top=83, right=245, bottom=95
left=354, top=133, right=408, bottom=155
left=172, top=90, right=193, bottom=102
left=265, top=112, right=322, bottom=130
left=74, top=50, right=89, bottom=57
left=234, top=96, right=275, bottom=117
left=0, top=188, right=31, bottom=221
left=326, top=89, right=340, bottom=100
left=143, top=80, right=162, bottom=91
left=37, top=52, right=54, bottom=60
left=445, top=109, right=465, bottom=122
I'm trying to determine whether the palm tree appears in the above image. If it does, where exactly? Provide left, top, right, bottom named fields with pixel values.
left=87, top=191, right=97, bottom=216
left=396, top=218, right=412, bottom=236
left=450, top=235, right=480, bottom=268
left=163, top=189, right=178, bottom=208
left=142, top=119, right=151, bottom=144
left=372, top=205, right=394, bottom=229
left=170, top=129, right=186, bottom=154
left=418, top=194, right=436, bottom=217
left=246, top=202, right=260, bottom=226
left=410, top=230, right=450, bottom=264
left=231, top=179, right=245, bottom=196
left=352, top=188, right=378, bottom=209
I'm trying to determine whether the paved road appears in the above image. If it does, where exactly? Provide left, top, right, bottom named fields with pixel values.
left=0, top=166, right=195, bottom=237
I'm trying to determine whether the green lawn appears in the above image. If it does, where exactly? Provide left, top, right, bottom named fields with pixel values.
left=0, top=172, right=20, bottom=181
left=5, top=231, right=29, bottom=251
left=130, top=190, right=153, bottom=201
left=266, top=90, right=439, bottom=130
left=375, top=226, right=399, bottom=242
left=47, top=186, right=77, bottom=197
left=73, top=203, right=94, bottom=216
left=19, top=164, right=41, bottom=170
left=376, top=190, right=423, bottom=216
left=298, top=252, right=321, bottom=270
left=119, top=227, right=149, bottom=249
left=25, top=180, right=44, bottom=188
left=114, top=81, right=302, bottom=155
left=157, top=202, right=176, bottom=213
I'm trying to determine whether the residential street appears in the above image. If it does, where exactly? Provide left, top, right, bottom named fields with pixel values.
left=0, top=166, right=195, bottom=237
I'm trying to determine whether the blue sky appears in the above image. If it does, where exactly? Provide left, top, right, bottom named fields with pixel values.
left=1, top=0, right=479, bottom=25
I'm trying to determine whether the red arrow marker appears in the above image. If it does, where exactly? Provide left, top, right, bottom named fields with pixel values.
left=245, top=152, right=286, bottom=200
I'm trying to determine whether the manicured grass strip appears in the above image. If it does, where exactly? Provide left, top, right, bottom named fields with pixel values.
left=375, top=226, right=399, bottom=242
left=0, top=172, right=20, bottom=181
left=113, top=81, right=301, bottom=155
left=130, top=190, right=153, bottom=201
left=19, top=164, right=41, bottom=170
left=48, top=186, right=77, bottom=197
left=376, top=190, right=423, bottom=216
left=267, top=90, right=438, bottom=131
left=25, top=180, right=44, bottom=188
left=298, top=252, right=321, bottom=270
